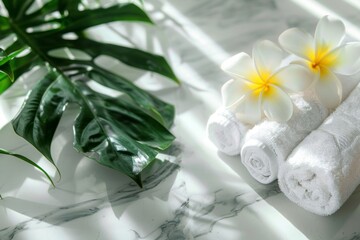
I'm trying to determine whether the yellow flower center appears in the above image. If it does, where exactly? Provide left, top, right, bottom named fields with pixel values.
left=247, top=69, right=276, bottom=97
left=306, top=43, right=339, bottom=75
left=311, top=62, right=320, bottom=69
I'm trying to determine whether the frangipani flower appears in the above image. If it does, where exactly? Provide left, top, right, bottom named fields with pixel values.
left=279, top=16, right=360, bottom=108
left=221, top=40, right=312, bottom=124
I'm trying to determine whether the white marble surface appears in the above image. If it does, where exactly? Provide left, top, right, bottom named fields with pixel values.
left=1, top=0, right=360, bottom=239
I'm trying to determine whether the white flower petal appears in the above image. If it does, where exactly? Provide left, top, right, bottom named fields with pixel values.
left=221, top=52, right=255, bottom=80
left=221, top=79, right=249, bottom=107
left=231, top=91, right=262, bottom=124
left=331, top=43, right=360, bottom=75
left=314, top=16, right=345, bottom=50
left=253, top=40, right=284, bottom=78
left=315, top=68, right=342, bottom=109
left=262, top=85, right=293, bottom=122
left=278, top=28, right=314, bottom=60
left=271, top=64, right=313, bottom=92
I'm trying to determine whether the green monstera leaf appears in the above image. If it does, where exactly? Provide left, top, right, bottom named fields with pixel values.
left=0, top=0, right=178, bottom=186
left=0, top=46, right=54, bottom=186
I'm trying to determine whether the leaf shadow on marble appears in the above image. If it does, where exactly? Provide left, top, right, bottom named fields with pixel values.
left=0, top=122, right=49, bottom=195
left=218, top=151, right=360, bottom=240
left=0, top=96, right=182, bottom=239
left=0, top=159, right=182, bottom=240
left=108, top=142, right=183, bottom=219
left=125, top=145, right=289, bottom=240
left=0, top=128, right=182, bottom=240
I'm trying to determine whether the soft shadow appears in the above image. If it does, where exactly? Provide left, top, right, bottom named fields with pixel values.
left=217, top=152, right=282, bottom=200
left=218, top=150, right=360, bottom=240
left=0, top=132, right=182, bottom=238
left=108, top=142, right=182, bottom=219
left=0, top=122, right=49, bottom=195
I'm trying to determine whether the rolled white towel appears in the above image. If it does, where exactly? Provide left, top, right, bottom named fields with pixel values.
left=241, top=94, right=328, bottom=184
left=206, top=108, right=249, bottom=156
left=279, top=85, right=360, bottom=215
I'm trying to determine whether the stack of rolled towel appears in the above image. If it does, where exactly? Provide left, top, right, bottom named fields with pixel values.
left=207, top=85, right=360, bottom=216
left=206, top=15, right=360, bottom=216
left=207, top=93, right=329, bottom=183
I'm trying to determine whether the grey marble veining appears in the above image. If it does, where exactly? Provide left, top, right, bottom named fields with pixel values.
left=0, top=145, right=182, bottom=239
left=131, top=181, right=281, bottom=240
